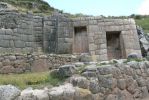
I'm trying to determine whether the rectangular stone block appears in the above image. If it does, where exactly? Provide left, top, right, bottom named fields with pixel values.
left=5, top=29, right=13, bottom=35
left=0, top=40, right=10, bottom=48
left=25, top=42, right=34, bottom=47
left=88, top=25, right=99, bottom=33
left=88, top=20, right=97, bottom=24
left=89, top=43, right=96, bottom=51
left=88, top=37, right=94, bottom=43
left=95, top=49, right=107, bottom=55
left=0, top=29, right=5, bottom=35
left=64, top=38, right=73, bottom=43
left=14, top=40, right=25, bottom=48
left=98, top=43, right=107, bottom=49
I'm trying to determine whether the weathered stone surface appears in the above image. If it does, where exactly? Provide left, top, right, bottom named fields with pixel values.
left=74, top=88, right=92, bottom=100
left=0, top=85, right=20, bottom=100
left=117, top=79, right=126, bottom=90
left=0, top=65, right=15, bottom=74
left=106, top=94, right=118, bottom=100
left=82, top=65, right=97, bottom=77
left=119, top=90, right=134, bottom=100
left=141, top=86, right=148, bottom=98
left=59, top=64, right=76, bottom=77
left=136, top=78, right=146, bottom=87
left=78, top=54, right=92, bottom=62
left=69, top=76, right=89, bottom=89
left=89, top=78, right=100, bottom=94
left=127, top=80, right=138, bottom=94
left=98, top=74, right=114, bottom=89
left=97, top=65, right=115, bottom=75
left=49, top=83, right=76, bottom=100
left=14, top=41, right=25, bottom=48
left=127, top=53, right=141, bottom=59
left=17, top=87, right=49, bottom=100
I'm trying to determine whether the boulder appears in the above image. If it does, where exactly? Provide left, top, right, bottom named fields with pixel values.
left=17, top=87, right=49, bottom=100
left=74, top=88, right=92, bottom=100
left=78, top=53, right=92, bottom=62
left=74, top=62, right=84, bottom=67
left=89, top=78, right=100, bottom=94
left=127, top=81, right=138, bottom=94
left=106, top=94, right=118, bottom=100
left=49, top=83, right=76, bottom=100
left=127, top=61, right=140, bottom=69
left=117, top=79, right=126, bottom=90
left=97, top=65, right=115, bottom=75
left=0, top=65, right=15, bottom=74
left=49, top=83, right=93, bottom=100
left=119, top=90, right=134, bottom=100
left=69, top=76, right=89, bottom=89
left=136, top=78, right=146, bottom=87
left=127, top=53, right=141, bottom=59
left=59, top=64, right=76, bottom=77
left=82, top=65, right=97, bottom=77
left=16, top=87, right=36, bottom=100
left=0, top=85, right=20, bottom=100
left=141, top=86, right=149, bottom=98
left=98, top=74, right=115, bottom=89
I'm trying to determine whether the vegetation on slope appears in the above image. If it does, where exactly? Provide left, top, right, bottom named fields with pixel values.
left=130, top=14, right=149, bottom=33
left=135, top=17, right=149, bottom=33
left=1, top=0, right=55, bottom=15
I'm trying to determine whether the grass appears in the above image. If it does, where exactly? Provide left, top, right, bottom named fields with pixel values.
left=0, top=72, right=65, bottom=89
left=135, top=17, right=149, bottom=33
left=1, top=0, right=54, bottom=15
left=123, top=58, right=145, bottom=63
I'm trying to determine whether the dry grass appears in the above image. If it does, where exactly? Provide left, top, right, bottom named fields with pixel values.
left=0, top=72, right=64, bottom=89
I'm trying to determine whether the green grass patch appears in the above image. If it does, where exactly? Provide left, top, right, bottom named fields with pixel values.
left=135, top=17, right=149, bottom=33
left=123, top=58, right=145, bottom=63
left=0, top=72, right=65, bottom=89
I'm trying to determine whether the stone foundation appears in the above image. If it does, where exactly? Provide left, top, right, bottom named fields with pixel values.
left=0, top=53, right=76, bottom=74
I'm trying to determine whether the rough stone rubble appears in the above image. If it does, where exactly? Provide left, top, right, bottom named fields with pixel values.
left=1, top=60, right=149, bottom=100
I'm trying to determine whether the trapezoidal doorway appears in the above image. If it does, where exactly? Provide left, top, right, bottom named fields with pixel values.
left=73, top=26, right=89, bottom=54
left=106, top=31, right=122, bottom=60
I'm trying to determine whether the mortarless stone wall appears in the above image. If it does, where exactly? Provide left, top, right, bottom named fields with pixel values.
left=54, top=14, right=142, bottom=61
left=0, top=10, right=142, bottom=61
left=0, top=53, right=76, bottom=74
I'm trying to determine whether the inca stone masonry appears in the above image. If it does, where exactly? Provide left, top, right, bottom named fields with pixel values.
left=0, top=9, right=141, bottom=61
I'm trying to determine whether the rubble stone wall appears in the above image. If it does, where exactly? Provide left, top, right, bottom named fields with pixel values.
left=0, top=53, right=75, bottom=74
left=1, top=60, right=149, bottom=100
left=68, top=61, right=149, bottom=100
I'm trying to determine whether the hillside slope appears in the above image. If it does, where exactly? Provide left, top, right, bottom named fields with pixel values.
left=135, top=17, right=149, bottom=33
left=1, top=0, right=55, bottom=15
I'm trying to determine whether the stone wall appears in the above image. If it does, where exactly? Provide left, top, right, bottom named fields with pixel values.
left=1, top=60, right=149, bottom=100
left=0, top=10, right=142, bottom=61
left=70, top=60, right=149, bottom=100
left=0, top=53, right=76, bottom=74
left=55, top=16, right=142, bottom=61
left=0, top=11, right=44, bottom=53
